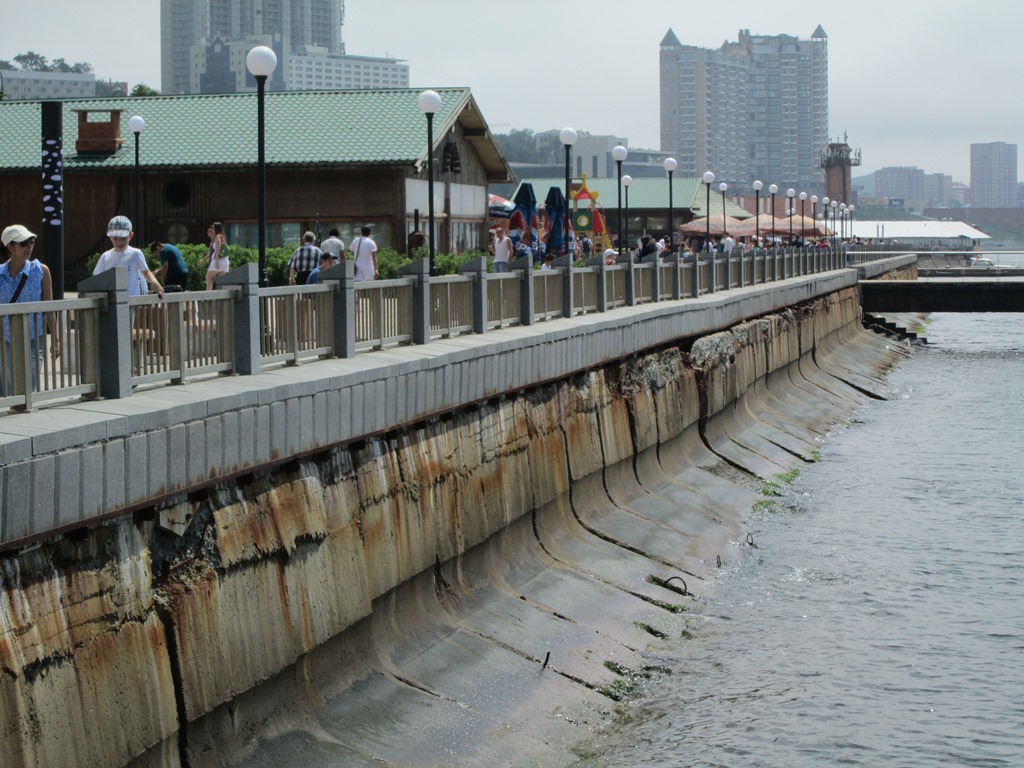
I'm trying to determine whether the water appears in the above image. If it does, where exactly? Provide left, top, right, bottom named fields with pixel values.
left=582, top=313, right=1024, bottom=767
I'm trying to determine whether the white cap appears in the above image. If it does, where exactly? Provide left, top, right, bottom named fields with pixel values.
left=603, top=248, right=617, bottom=258
left=107, top=215, right=133, bottom=238
left=2, top=224, right=36, bottom=246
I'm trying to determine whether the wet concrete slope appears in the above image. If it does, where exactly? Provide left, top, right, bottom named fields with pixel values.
left=0, top=287, right=910, bottom=768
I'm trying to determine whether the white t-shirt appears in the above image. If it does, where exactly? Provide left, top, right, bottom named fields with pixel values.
left=321, top=236, right=344, bottom=259
left=349, top=235, right=378, bottom=281
left=493, top=235, right=513, bottom=263
left=93, top=246, right=150, bottom=296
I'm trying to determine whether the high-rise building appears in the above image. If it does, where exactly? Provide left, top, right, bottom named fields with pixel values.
left=161, top=0, right=407, bottom=95
left=660, top=26, right=829, bottom=193
left=970, top=142, right=1018, bottom=208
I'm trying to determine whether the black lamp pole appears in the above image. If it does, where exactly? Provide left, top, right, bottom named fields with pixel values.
left=247, top=46, right=277, bottom=288
left=664, top=157, right=677, bottom=255
left=753, top=181, right=762, bottom=244
left=419, top=90, right=442, bottom=276
left=560, top=128, right=576, bottom=256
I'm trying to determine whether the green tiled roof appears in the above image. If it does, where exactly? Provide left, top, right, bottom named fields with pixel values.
left=514, top=176, right=752, bottom=218
left=0, top=88, right=475, bottom=171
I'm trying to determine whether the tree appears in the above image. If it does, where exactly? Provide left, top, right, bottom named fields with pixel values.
left=0, top=60, right=13, bottom=71
left=130, top=83, right=160, bottom=97
left=495, top=128, right=546, bottom=164
left=70, top=62, right=92, bottom=74
left=14, top=51, right=49, bottom=71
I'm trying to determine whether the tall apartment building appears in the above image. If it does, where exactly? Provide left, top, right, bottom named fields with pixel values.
left=660, top=26, right=829, bottom=192
left=875, top=166, right=926, bottom=205
left=161, top=0, right=407, bottom=95
left=970, top=141, right=1018, bottom=208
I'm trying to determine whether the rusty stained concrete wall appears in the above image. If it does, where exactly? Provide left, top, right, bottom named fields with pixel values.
left=0, top=285, right=909, bottom=768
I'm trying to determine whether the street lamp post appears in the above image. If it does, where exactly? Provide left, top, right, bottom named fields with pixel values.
left=622, top=175, right=633, bottom=257
left=612, top=145, right=628, bottom=256
left=418, top=89, right=443, bottom=275
left=719, top=182, right=728, bottom=234
left=664, top=157, right=677, bottom=255
left=560, top=127, right=577, bottom=255
left=840, top=203, right=848, bottom=239
left=246, top=45, right=277, bottom=287
left=786, top=188, right=796, bottom=243
left=848, top=205, right=855, bottom=240
left=702, top=171, right=715, bottom=252
left=768, top=184, right=778, bottom=244
left=128, top=115, right=145, bottom=245
left=830, top=200, right=838, bottom=248
left=752, top=180, right=763, bottom=244
left=798, top=192, right=806, bottom=240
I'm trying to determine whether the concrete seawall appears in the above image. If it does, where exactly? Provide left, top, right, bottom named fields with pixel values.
left=0, top=281, right=910, bottom=768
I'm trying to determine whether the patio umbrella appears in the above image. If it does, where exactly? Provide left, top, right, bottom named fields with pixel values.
left=543, top=186, right=572, bottom=255
left=679, top=215, right=747, bottom=236
left=488, top=193, right=515, bottom=222
left=508, top=183, right=539, bottom=260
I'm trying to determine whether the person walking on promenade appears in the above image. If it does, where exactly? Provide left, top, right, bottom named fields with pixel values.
left=150, top=241, right=189, bottom=291
left=204, top=222, right=229, bottom=290
left=350, top=226, right=378, bottom=281
left=0, top=225, right=60, bottom=394
left=492, top=226, right=513, bottom=273
left=94, top=216, right=164, bottom=298
left=288, top=231, right=322, bottom=285
left=320, top=228, right=345, bottom=261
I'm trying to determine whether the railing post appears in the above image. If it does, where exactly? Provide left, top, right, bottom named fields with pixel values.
left=691, top=253, right=701, bottom=298
left=398, top=257, right=431, bottom=344
left=511, top=253, right=534, bottom=326
left=664, top=251, right=681, bottom=300
left=708, top=248, right=717, bottom=294
left=77, top=267, right=132, bottom=398
left=552, top=254, right=574, bottom=318
left=213, top=262, right=261, bottom=374
left=738, top=249, right=746, bottom=288
left=585, top=256, right=608, bottom=312
left=642, top=252, right=661, bottom=302
left=457, top=256, right=488, bottom=334
left=320, top=258, right=356, bottom=357
left=616, top=253, right=636, bottom=306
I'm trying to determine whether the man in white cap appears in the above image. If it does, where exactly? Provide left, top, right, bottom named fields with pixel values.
left=1, top=224, right=60, bottom=394
left=92, top=215, right=164, bottom=298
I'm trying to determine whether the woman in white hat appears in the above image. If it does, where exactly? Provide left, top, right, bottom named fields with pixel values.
left=0, top=224, right=60, bottom=394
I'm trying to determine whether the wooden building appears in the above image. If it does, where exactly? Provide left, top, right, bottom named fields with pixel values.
left=0, top=88, right=513, bottom=281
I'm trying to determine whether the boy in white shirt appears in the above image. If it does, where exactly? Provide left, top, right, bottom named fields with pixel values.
left=93, top=215, right=164, bottom=298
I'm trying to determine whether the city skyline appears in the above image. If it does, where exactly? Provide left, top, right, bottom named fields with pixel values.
left=1, top=0, right=1021, bottom=184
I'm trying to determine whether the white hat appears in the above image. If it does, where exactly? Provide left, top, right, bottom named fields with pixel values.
left=107, top=215, right=133, bottom=238
left=603, top=248, right=617, bottom=258
left=2, top=224, right=36, bottom=246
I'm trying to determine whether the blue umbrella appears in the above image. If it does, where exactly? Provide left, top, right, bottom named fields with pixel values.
left=544, top=185, right=571, bottom=256
left=508, top=183, right=539, bottom=261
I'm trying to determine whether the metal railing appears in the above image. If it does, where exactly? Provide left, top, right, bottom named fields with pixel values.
left=0, top=296, right=101, bottom=411
left=132, top=290, right=238, bottom=385
left=430, top=275, right=475, bottom=339
left=1, top=247, right=858, bottom=413
left=355, top=278, right=415, bottom=351
left=533, top=269, right=563, bottom=321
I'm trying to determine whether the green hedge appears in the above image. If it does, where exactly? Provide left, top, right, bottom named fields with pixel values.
left=85, top=244, right=500, bottom=288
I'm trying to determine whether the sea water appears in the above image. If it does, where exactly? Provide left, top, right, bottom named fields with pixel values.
left=580, top=313, right=1024, bottom=767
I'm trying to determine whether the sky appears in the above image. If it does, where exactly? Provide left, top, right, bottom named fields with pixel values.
left=2, top=0, right=1021, bottom=183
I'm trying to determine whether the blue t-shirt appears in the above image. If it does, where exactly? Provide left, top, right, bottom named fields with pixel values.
left=0, top=259, right=46, bottom=340
left=160, top=244, right=189, bottom=280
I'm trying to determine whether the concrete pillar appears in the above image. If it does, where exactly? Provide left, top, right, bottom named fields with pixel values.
left=511, top=253, right=534, bottom=326
left=616, top=253, right=636, bottom=306
left=76, top=267, right=132, bottom=398
left=399, top=257, right=431, bottom=344
left=214, top=263, right=261, bottom=374
left=585, top=255, right=608, bottom=312
left=457, top=256, right=488, bottom=334
left=642, top=252, right=661, bottom=302
left=552, top=254, right=574, bottom=318
left=319, top=259, right=356, bottom=357
left=663, top=251, right=682, bottom=300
